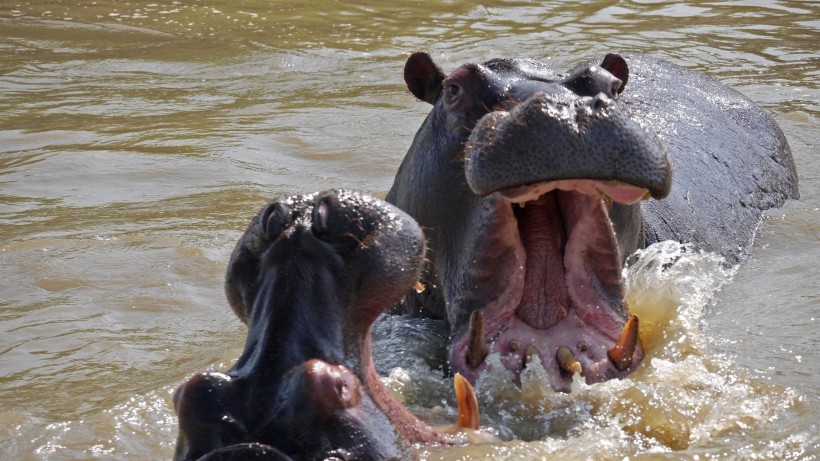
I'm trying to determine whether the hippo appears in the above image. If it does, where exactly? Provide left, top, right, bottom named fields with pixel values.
left=386, top=52, right=798, bottom=393
left=173, top=190, right=480, bottom=460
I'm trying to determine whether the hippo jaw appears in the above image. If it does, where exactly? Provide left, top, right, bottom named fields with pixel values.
left=392, top=52, right=671, bottom=392
left=448, top=86, right=670, bottom=393
left=449, top=184, right=646, bottom=393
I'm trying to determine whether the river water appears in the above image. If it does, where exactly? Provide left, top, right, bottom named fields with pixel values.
left=0, top=1, right=817, bottom=459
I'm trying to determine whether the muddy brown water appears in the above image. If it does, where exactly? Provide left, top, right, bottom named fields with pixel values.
left=1, top=1, right=818, bottom=459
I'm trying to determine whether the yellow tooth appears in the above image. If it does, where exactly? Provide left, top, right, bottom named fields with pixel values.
left=556, top=346, right=583, bottom=375
left=454, top=373, right=479, bottom=430
left=608, top=314, right=639, bottom=371
left=413, top=281, right=425, bottom=293
left=525, top=345, right=539, bottom=365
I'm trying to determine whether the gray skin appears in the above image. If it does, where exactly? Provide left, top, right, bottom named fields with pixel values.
left=386, top=52, right=798, bottom=393
left=173, top=190, right=448, bottom=461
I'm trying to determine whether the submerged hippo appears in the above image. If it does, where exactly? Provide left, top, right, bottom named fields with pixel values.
left=173, top=190, right=479, bottom=460
left=387, top=53, right=798, bottom=393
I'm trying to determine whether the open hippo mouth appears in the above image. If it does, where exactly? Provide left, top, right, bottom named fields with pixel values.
left=451, top=90, right=672, bottom=393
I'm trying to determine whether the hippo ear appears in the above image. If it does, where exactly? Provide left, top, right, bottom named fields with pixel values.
left=404, top=52, right=446, bottom=104
left=601, top=53, right=629, bottom=94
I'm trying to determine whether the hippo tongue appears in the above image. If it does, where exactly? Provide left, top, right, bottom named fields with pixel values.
left=514, top=192, right=569, bottom=329
left=513, top=189, right=625, bottom=334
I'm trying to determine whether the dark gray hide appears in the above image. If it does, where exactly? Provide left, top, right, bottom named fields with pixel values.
left=386, top=53, right=798, bottom=393
left=174, top=190, right=443, bottom=461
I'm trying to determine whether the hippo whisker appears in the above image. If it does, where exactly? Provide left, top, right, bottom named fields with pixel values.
left=343, top=231, right=368, bottom=248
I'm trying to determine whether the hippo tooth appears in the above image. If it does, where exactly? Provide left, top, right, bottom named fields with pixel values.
left=413, top=281, right=426, bottom=293
left=524, top=345, right=539, bottom=366
left=454, top=373, right=480, bottom=429
left=466, top=311, right=488, bottom=368
left=556, top=346, right=583, bottom=375
left=607, top=314, right=639, bottom=371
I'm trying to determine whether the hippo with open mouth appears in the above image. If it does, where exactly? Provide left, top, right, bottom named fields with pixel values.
left=173, top=190, right=480, bottom=460
left=387, top=53, right=798, bottom=393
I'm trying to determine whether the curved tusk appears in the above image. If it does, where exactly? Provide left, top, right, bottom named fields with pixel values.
left=608, top=314, right=639, bottom=371
left=454, top=373, right=479, bottom=430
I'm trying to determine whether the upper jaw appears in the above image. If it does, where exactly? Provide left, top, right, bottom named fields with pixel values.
left=464, top=91, right=672, bottom=201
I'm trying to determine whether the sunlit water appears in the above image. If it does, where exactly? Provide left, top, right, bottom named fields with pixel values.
left=0, top=1, right=817, bottom=459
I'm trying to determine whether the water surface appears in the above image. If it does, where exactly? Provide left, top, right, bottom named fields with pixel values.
left=1, top=1, right=818, bottom=459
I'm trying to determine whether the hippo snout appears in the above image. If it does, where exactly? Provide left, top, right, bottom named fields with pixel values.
left=174, top=190, right=450, bottom=460
left=465, top=90, right=672, bottom=201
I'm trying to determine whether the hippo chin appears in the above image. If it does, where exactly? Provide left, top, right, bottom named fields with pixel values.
left=387, top=53, right=798, bottom=393
left=173, top=190, right=450, bottom=461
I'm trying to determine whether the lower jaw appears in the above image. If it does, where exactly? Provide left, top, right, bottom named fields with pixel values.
left=453, top=308, right=638, bottom=393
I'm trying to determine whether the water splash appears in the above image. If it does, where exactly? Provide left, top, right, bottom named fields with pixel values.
left=408, top=241, right=812, bottom=459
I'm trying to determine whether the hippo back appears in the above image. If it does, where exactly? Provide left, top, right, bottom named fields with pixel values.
left=621, top=54, right=798, bottom=264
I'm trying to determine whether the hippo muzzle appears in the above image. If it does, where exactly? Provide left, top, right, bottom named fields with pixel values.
left=465, top=91, right=671, bottom=200
left=173, top=190, right=446, bottom=460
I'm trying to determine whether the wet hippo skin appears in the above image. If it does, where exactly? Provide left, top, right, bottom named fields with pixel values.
left=387, top=53, right=798, bottom=393
left=173, top=190, right=449, bottom=460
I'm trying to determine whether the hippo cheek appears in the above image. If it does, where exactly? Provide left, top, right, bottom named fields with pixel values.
left=173, top=361, right=407, bottom=460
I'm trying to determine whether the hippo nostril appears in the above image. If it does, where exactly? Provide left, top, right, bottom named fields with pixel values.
left=312, top=194, right=338, bottom=235
left=592, top=94, right=611, bottom=111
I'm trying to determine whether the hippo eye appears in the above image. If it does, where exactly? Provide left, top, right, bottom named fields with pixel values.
left=444, top=82, right=462, bottom=106
left=262, top=202, right=290, bottom=239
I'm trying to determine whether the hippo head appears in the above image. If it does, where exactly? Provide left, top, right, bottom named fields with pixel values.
left=388, top=53, right=672, bottom=393
left=173, top=190, right=447, bottom=460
